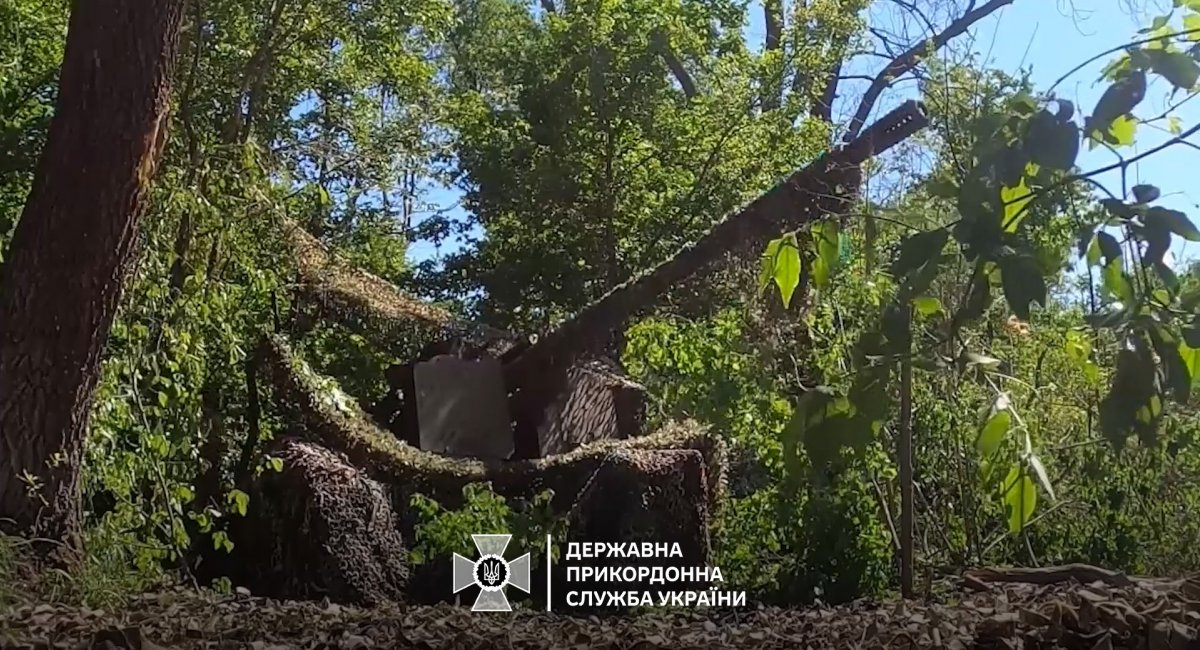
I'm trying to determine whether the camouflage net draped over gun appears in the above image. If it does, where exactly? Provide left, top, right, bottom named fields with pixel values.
left=203, top=335, right=726, bottom=604
left=203, top=103, right=927, bottom=605
left=285, top=220, right=521, bottom=356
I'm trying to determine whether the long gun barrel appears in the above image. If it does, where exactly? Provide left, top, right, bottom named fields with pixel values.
left=503, top=100, right=929, bottom=457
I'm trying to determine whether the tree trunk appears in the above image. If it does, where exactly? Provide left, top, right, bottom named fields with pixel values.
left=0, top=0, right=187, bottom=560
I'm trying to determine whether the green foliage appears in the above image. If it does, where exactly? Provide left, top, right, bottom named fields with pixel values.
left=0, top=0, right=67, bottom=257
left=759, top=21, right=1200, bottom=542
left=407, top=483, right=566, bottom=566
left=5, top=0, right=1200, bottom=611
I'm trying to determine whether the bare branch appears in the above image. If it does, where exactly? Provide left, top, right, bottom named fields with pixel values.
left=843, top=0, right=1015, bottom=143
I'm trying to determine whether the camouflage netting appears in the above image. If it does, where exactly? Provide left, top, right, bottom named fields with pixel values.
left=284, top=221, right=519, bottom=355
left=258, top=334, right=726, bottom=514
left=197, top=438, right=410, bottom=605
left=231, top=334, right=726, bottom=604
left=562, top=449, right=714, bottom=598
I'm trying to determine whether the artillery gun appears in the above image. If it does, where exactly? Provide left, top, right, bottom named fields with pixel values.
left=498, top=100, right=930, bottom=458
left=294, top=100, right=930, bottom=461
left=210, top=100, right=929, bottom=605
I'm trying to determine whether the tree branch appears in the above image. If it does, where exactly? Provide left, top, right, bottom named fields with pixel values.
left=843, top=0, right=1015, bottom=143
left=762, top=0, right=784, bottom=111
left=652, top=28, right=698, bottom=99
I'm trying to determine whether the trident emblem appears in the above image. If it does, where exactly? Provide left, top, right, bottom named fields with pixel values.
left=452, top=534, right=531, bottom=611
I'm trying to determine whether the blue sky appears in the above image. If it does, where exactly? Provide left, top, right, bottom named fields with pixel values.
left=408, top=0, right=1199, bottom=266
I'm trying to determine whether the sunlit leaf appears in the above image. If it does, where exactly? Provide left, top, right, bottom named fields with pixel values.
left=1001, top=178, right=1033, bottom=232
left=1065, top=330, right=1092, bottom=363
left=1088, top=70, right=1146, bottom=135
left=976, top=394, right=1011, bottom=456
left=1168, top=116, right=1184, bottom=134
left=965, top=351, right=1002, bottom=369
left=811, top=220, right=840, bottom=289
left=1001, top=465, right=1038, bottom=534
left=773, top=236, right=803, bottom=308
left=227, top=489, right=250, bottom=516
left=1180, top=340, right=1200, bottom=388
left=759, top=238, right=784, bottom=293
left=1026, top=448, right=1056, bottom=502
left=913, top=296, right=942, bottom=316
left=1147, top=49, right=1200, bottom=89
left=1102, top=258, right=1134, bottom=303
left=1107, top=114, right=1138, bottom=147
left=1185, top=13, right=1200, bottom=41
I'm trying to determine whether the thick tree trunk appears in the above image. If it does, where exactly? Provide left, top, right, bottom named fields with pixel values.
left=0, top=0, right=186, bottom=558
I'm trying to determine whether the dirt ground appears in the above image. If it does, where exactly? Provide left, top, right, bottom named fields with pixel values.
left=4, top=569, right=1200, bottom=649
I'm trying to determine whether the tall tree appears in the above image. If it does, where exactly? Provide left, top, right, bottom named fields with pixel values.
left=0, top=0, right=187, bottom=558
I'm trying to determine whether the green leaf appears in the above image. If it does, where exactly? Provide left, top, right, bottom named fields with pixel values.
left=1026, top=110, right=1080, bottom=171
left=953, top=272, right=992, bottom=327
left=1101, top=198, right=1136, bottom=221
left=1065, top=330, right=1092, bottom=364
left=1157, top=261, right=1181, bottom=293
left=927, top=178, right=958, bottom=198
left=1132, top=184, right=1161, bottom=203
left=891, top=229, right=949, bottom=278
left=1027, top=451, right=1056, bottom=502
left=999, top=253, right=1047, bottom=320
left=882, top=302, right=912, bottom=353
left=1148, top=49, right=1200, bottom=89
left=1088, top=70, right=1146, bottom=135
left=1184, top=324, right=1200, bottom=347
left=1140, top=14, right=1170, bottom=33
left=1102, top=258, right=1134, bottom=304
left=1168, top=116, right=1184, bottom=134
left=977, top=410, right=1010, bottom=456
left=964, top=351, right=1002, bottom=369
left=1001, top=178, right=1033, bottom=232
left=913, top=296, right=942, bottom=316
left=1146, top=206, right=1200, bottom=241
left=1000, top=465, right=1038, bottom=535
left=157, top=391, right=169, bottom=408
left=227, top=489, right=250, bottom=517
left=781, top=388, right=878, bottom=475
left=1107, top=114, right=1138, bottom=147
left=1096, top=231, right=1123, bottom=264
left=759, top=238, right=784, bottom=293
left=1180, top=340, right=1200, bottom=387
left=1100, top=341, right=1161, bottom=444
left=1086, top=235, right=1102, bottom=266
left=976, top=393, right=1012, bottom=457
left=773, top=236, right=803, bottom=308
left=1185, top=13, right=1200, bottom=41
left=1155, top=332, right=1193, bottom=402
left=811, top=220, right=841, bottom=289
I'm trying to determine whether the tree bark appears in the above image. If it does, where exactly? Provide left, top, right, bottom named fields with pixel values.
left=0, top=0, right=187, bottom=559
left=761, top=0, right=784, bottom=112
